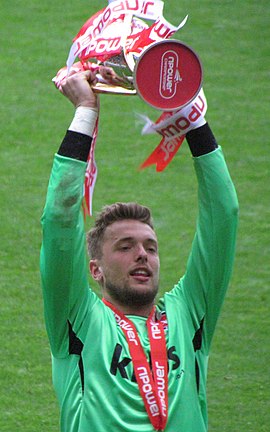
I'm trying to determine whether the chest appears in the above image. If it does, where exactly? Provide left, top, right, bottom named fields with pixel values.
left=81, top=311, right=196, bottom=386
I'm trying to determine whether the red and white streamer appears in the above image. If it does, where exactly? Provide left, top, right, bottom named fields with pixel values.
left=139, top=88, right=207, bottom=171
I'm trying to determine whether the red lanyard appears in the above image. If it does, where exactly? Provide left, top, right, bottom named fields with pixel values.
left=103, top=299, right=168, bottom=431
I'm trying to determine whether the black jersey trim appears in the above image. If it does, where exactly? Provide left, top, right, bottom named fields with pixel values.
left=58, top=130, right=92, bottom=162
left=78, top=357, right=85, bottom=394
left=195, top=359, right=200, bottom=393
left=186, top=123, right=218, bottom=157
left=68, top=321, right=85, bottom=393
left=68, top=321, right=84, bottom=355
left=192, top=317, right=205, bottom=393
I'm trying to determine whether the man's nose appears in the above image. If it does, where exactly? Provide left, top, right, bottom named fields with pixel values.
left=135, top=244, right=148, bottom=261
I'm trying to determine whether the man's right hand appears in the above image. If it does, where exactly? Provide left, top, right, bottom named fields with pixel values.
left=61, top=70, right=99, bottom=110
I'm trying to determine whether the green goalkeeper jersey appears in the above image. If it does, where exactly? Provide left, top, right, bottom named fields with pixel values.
left=40, top=147, right=238, bottom=431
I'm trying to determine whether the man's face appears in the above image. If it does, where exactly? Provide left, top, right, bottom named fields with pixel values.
left=90, top=219, right=160, bottom=311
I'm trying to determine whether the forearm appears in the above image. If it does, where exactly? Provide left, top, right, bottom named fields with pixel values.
left=42, top=107, right=97, bottom=224
left=186, top=122, right=218, bottom=157
left=58, top=106, right=98, bottom=161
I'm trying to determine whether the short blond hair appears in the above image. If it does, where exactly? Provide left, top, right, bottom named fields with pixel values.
left=87, top=202, right=154, bottom=259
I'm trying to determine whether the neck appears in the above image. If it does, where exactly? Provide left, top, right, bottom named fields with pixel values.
left=102, top=294, right=154, bottom=317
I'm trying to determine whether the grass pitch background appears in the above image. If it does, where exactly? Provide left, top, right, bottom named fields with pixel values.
left=1, top=1, right=269, bottom=430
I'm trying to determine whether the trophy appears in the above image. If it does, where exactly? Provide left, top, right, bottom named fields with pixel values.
left=54, top=1, right=203, bottom=111
left=53, top=1, right=206, bottom=215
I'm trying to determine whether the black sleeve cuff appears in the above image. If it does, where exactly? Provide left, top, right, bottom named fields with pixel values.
left=57, top=130, right=92, bottom=162
left=186, top=123, right=218, bottom=157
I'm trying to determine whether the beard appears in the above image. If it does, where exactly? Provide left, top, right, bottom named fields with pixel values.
left=105, top=280, right=159, bottom=309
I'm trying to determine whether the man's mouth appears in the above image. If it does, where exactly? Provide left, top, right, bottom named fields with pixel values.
left=129, top=268, right=152, bottom=282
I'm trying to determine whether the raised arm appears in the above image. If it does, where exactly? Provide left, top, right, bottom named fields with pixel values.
left=169, top=123, right=239, bottom=353
left=40, top=71, right=99, bottom=357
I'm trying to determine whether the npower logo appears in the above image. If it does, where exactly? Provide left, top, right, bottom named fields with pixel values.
left=159, top=50, right=182, bottom=99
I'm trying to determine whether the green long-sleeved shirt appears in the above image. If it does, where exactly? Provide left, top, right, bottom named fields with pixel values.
left=40, top=146, right=238, bottom=431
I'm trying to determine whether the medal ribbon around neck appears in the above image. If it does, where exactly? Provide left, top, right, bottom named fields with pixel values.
left=103, top=298, right=168, bottom=431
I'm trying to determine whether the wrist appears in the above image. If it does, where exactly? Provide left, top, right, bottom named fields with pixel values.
left=69, top=106, right=98, bottom=137
left=190, top=116, right=206, bottom=130
left=186, top=123, right=218, bottom=157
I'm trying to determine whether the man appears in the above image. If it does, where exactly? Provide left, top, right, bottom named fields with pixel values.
left=40, top=69, right=238, bottom=431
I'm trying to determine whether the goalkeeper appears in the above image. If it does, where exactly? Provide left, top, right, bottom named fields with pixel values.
left=40, top=69, right=238, bottom=431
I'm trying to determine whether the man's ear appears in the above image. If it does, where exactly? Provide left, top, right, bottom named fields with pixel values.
left=89, top=259, right=104, bottom=284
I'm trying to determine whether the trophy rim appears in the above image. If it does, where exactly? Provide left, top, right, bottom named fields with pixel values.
left=92, top=82, right=137, bottom=95
left=133, top=39, right=204, bottom=111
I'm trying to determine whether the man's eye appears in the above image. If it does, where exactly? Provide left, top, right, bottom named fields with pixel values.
left=120, top=245, right=131, bottom=251
left=148, top=247, right=157, bottom=253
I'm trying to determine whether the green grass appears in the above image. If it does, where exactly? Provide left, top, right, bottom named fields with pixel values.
left=1, top=0, right=269, bottom=430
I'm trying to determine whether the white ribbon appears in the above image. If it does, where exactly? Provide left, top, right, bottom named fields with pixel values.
left=141, top=88, right=207, bottom=138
